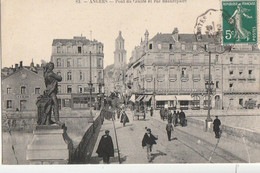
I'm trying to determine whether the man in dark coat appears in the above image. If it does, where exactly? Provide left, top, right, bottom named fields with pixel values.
left=179, top=110, right=186, bottom=127
left=166, top=121, right=174, bottom=141
left=150, top=107, right=153, bottom=117
left=120, top=111, right=129, bottom=127
left=213, top=116, right=221, bottom=138
left=173, top=110, right=178, bottom=126
left=160, top=108, right=164, bottom=120
left=142, top=128, right=158, bottom=162
left=96, top=130, right=114, bottom=164
left=167, top=110, right=173, bottom=123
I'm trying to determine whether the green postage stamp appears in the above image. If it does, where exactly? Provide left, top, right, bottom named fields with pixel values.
left=222, top=0, right=258, bottom=44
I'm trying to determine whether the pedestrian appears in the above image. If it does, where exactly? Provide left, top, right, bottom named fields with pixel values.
left=173, top=110, right=178, bottom=126
left=179, top=109, right=186, bottom=127
left=142, top=128, right=158, bottom=162
left=96, top=130, right=114, bottom=164
left=150, top=107, right=153, bottom=117
left=160, top=108, right=164, bottom=120
left=120, top=110, right=129, bottom=127
left=166, top=121, right=174, bottom=141
left=176, top=111, right=180, bottom=123
left=213, top=116, right=221, bottom=138
left=167, top=110, right=173, bottom=123
left=163, top=108, right=167, bottom=121
left=117, top=108, right=121, bottom=120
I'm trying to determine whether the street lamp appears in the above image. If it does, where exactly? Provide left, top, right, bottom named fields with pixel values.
left=88, top=51, right=94, bottom=123
left=205, top=80, right=214, bottom=123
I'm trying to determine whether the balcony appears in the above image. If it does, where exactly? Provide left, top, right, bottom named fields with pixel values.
left=248, top=75, right=256, bottom=81
left=204, top=74, right=212, bottom=81
left=181, top=74, right=189, bottom=82
left=157, top=74, right=165, bottom=82
left=145, top=74, right=153, bottom=82
left=169, top=74, right=177, bottom=82
left=192, top=74, right=201, bottom=81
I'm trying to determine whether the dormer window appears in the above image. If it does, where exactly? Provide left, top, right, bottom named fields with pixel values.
left=68, top=46, right=72, bottom=53
left=78, top=47, right=82, bottom=54
left=149, top=44, right=153, bottom=50
left=57, top=46, right=62, bottom=53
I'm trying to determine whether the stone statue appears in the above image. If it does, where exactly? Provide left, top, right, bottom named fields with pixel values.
left=36, top=62, right=63, bottom=125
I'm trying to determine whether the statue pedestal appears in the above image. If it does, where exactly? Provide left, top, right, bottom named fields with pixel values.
left=26, top=125, right=69, bottom=164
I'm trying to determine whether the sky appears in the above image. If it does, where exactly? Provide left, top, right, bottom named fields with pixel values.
left=1, top=0, right=222, bottom=68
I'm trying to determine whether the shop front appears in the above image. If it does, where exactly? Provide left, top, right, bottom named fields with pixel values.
left=155, top=95, right=176, bottom=109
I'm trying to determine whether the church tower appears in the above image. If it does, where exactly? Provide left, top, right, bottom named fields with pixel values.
left=114, top=31, right=127, bottom=68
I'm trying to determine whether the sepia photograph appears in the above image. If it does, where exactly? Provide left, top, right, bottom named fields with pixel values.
left=1, top=0, right=260, bottom=172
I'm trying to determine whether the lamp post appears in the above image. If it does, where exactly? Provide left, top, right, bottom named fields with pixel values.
left=205, top=60, right=214, bottom=131
left=88, top=51, right=94, bottom=123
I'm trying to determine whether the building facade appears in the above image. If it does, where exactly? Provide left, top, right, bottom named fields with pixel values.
left=51, top=36, right=104, bottom=109
left=2, top=67, right=45, bottom=112
left=126, top=28, right=260, bottom=110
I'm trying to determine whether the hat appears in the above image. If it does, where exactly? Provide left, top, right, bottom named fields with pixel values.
left=105, top=130, right=110, bottom=134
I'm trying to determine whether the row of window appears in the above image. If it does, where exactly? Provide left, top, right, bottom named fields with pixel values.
left=56, top=45, right=103, bottom=54
left=57, top=71, right=102, bottom=81
left=6, top=100, right=27, bottom=110
left=58, top=85, right=96, bottom=94
left=149, top=43, right=198, bottom=51
left=56, top=58, right=103, bottom=68
left=6, top=87, right=40, bottom=94
left=229, top=69, right=253, bottom=76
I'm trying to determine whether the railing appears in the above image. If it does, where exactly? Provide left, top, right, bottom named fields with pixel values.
left=248, top=75, right=256, bottom=80
left=204, top=74, right=212, bottom=81
left=192, top=74, right=200, bottom=79
left=169, top=74, right=177, bottom=79
left=181, top=74, right=189, bottom=79
left=145, top=74, right=153, bottom=79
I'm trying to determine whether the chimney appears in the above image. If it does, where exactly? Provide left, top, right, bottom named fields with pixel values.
left=20, top=61, right=23, bottom=68
left=15, top=64, right=19, bottom=71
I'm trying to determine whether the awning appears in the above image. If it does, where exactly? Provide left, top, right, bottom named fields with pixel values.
left=155, top=95, right=176, bottom=101
left=136, top=95, right=144, bottom=102
left=176, top=95, right=193, bottom=101
left=129, top=95, right=135, bottom=102
left=144, top=95, right=152, bottom=102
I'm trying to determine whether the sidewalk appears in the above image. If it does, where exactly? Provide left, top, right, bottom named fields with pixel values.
left=151, top=113, right=260, bottom=163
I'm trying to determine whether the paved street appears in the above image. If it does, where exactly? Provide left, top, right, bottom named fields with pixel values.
left=90, top=110, right=260, bottom=164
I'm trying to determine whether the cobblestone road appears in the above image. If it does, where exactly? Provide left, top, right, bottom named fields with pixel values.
left=90, top=110, right=260, bottom=164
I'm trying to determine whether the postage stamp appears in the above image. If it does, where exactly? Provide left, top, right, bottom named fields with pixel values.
left=222, top=0, right=258, bottom=44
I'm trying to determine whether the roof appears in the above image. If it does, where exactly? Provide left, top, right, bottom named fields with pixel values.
left=150, top=33, right=215, bottom=43
left=2, top=67, right=43, bottom=81
left=52, top=37, right=102, bottom=46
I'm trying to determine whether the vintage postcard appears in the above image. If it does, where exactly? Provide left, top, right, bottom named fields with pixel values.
left=1, top=0, right=260, bottom=172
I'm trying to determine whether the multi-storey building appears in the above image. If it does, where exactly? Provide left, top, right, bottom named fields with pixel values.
left=2, top=62, right=45, bottom=112
left=51, top=36, right=104, bottom=109
left=126, top=28, right=260, bottom=110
